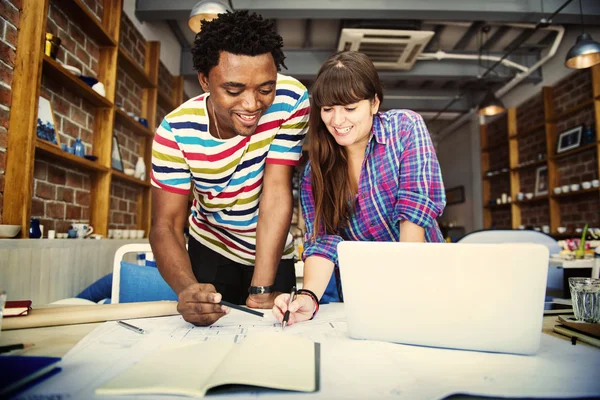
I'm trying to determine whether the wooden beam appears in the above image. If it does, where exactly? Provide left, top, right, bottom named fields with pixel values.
left=173, top=76, right=184, bottom=106
left=3, top=0, right=49, bottom=237
left=103, top=0, right=123, bottom=43
left=591, top=64, right=600, bottom=99
left=542, top=86, right=560, bottom=233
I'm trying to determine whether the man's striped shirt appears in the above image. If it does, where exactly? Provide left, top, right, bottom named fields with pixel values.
left=151, top=74, right=309, bottom=265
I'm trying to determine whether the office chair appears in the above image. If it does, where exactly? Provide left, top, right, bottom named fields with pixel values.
left=111, top=243, right=178, bottom=303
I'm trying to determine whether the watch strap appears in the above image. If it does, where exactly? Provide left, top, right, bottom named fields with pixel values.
left=248, top=285, right=274, bottom=295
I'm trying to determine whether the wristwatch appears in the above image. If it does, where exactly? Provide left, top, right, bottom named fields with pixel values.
left=248, top=285, right=274, bottom=295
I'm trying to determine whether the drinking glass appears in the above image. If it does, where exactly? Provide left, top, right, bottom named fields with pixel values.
left=569, top=278, right=600, bottom=323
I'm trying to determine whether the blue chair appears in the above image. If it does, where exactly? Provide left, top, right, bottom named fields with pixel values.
left=111, top=244, right=178, bottom=303
left=458, top=229, right=563, bottom=297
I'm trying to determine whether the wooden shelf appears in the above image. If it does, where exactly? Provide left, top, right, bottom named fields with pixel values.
left=54, top=0, right=116, bottom=46
left=484, top=203, right=512, bottom=210
left=514, top=195, right=549, bottom=205
left=511, top=159, right=547, bottom=171
left=35, top=139, right=109, bottom=172
left=481, top=142, right=508, bottom=153
left=43, top=56, right=112, bottom=107
left=551, top=187, right=600, bottom=199
left=483, top=169, right=510, bottom=180
left=157, top=90, right=176, bottom=111
left=551, top=98, right=594, bottom=123
left=511, top=122, right=546, bottom=139
left=550, top=143, right=597, bottom=161
left=114, top=107, right=154, bottom=137
left=118, top=47, right=155, bottom=88
left=111, top=169, right=151, bottom=187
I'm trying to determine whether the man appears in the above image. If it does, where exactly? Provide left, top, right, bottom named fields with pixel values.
left=150, top=11, right=309, bottom=326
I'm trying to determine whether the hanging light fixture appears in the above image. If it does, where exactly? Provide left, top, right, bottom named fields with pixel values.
left=188, top=0, right=232, bottom=33
left=478, top=90, right=506, bottom=116
left=565, top=0, right=600, bottom=69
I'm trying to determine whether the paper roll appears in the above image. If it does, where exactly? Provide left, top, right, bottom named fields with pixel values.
left=2, top=301, right=178, bottom=330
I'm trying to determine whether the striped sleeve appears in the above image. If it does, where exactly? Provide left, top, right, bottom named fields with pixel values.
left=151, top=118, right=191, bottom=195
left=266, top=89, right=309, bottom=166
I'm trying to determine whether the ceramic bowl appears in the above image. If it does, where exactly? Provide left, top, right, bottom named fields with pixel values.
left=592, top=179, right=600, bottom=188
left=124, top=168, right=135, bottom=176
left=0, top=224, right=21, bottom=238
left=526, top=193, right=534, bottom=200
left=561, top=185, right=570, bottom=193
left=557, top=227, right=567, bottom=234
left=581, top=181, right=592, bottom=190
left=570, top=184, right=580, bottom=191
left=553, top=187, right=562, bottom=195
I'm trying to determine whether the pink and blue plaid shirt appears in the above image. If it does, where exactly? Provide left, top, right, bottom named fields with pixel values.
left=301, top=110, right=446, bottom=269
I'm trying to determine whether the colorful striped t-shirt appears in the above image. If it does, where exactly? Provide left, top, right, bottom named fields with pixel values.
left=151, top=74, right=309, bottom=265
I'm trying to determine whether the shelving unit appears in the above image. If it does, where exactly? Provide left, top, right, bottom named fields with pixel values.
left=4, top=0, right=184, bottom=238
left=481, top=65, right=600, bottom=235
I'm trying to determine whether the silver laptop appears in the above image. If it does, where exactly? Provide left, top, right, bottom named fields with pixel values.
left=337, top=242, right=549, bottom=355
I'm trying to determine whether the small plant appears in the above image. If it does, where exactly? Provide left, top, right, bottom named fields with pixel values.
left=575, top=224, right=588, bottom=259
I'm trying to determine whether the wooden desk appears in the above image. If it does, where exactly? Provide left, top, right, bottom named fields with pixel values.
left=0, top=315, right=577, bottom=358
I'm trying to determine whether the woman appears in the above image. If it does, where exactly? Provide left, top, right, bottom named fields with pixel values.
left=273, top=51, right=446, bottom=325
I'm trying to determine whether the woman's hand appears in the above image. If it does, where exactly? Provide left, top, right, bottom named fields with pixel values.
left=272, top=293, right=315, bottom=327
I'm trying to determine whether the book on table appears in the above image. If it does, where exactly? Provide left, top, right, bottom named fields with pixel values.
left=96, top=332, right=319, bottom=397
left=3, top=300, right=32, bottom=317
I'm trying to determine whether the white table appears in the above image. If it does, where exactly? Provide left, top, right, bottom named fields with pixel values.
left=548, top=258, right=599, bottom=278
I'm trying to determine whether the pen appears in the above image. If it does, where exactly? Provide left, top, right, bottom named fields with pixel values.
left=220, top=300, right=264, bottom=317
left=281, top=286, right=296, bottom=330
left=0, top=343, right=34, bottom=354
left=117, top=320, right=146, bottom=334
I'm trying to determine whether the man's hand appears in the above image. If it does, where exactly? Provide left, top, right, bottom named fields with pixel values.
left=246, top=292, right=282, bottom=309
left=177, top=283, right=229, bottom=326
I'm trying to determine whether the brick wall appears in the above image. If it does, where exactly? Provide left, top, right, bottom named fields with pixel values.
left=554, top=104, right=595, bottom=147
left=47, top=0, right=100, bottom=79
left=552, top=69, right=592, bottom=115
left=520, top=203, right=550, bottom=227
left=113, top=122, right=140, bottom=171
left=80, top=0, right=103, bottom=21
left=31, top=159, right=92, bottom=233
left=109, top=180, right=139, bottom=229
left=490, top=209, right=511, bottom=229
left=517, top=127, right=546, bottom=164
left=517, top=93, right=544, bottom=133
left=156, top=102, right=169, bottom=127
left=489, top=177, right=510, bottom=202
left=488, top=145, right=509, bottom=171
left=518, top=168, right=538, bottom=195
left=158, top=61, right=173, bottom=100
left=558, top=195, right=600, bottom=231
left=119, top=13, right=145, bottom=68
left=555, top=150, right=598, bottom=186
left=115, top=66, right=143, bottom=117
left=486, top=114, right=507, bottom=148
left=0, top=0, right=20, bottom=223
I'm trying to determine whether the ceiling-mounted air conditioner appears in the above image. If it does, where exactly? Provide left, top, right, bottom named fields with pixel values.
left=338, top=28, right=434, bottom=70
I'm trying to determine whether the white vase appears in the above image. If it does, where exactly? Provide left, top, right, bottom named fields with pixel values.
left=135, top=157, right=146, bottom=180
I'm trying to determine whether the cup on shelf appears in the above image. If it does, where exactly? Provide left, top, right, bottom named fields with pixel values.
left=113, top=229, right=123, bottom=239
left=47, top=230, right=56, bottom=240
left=136, top=230, right=144, bottom=239
left=501, top=193, right=508, bottom=204
left=561, top=185, right=570, bottom=193
left=526, top=193, right=534, bottom=200
left=581, top=181, right=592, bottom=190
left=518, top=225, right=525, bottom=230
left=553, top=187, right=562, bottom=195
left=516, top=192, right=524, bottom=201
left=542, top=225, right=550, bottom=234
left=592, top=179, right=600, bottom=188
left=122, top=230, right=131, bottom=239
left=557, top=227, right=567, bottom=234
left=56, top=233, right=68, bottom=239
left=570, top=184, right=580, bottom=192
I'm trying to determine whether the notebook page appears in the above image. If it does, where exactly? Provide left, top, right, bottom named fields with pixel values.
left=207, top=332, right=316, bottom=392
left=96, top=340, right=234, bottom=397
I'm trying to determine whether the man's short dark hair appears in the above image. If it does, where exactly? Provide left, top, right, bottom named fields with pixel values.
left=192, top=10, right=286, bottom=76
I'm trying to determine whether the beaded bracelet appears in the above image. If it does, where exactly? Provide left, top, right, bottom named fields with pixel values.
left=296, top=288, right=319, bottom=320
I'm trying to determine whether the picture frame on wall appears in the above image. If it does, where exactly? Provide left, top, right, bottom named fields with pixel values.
left=111, top=135, right=124, bottom=172
left=36, top=96, right=60, bottom=146
left=445, top=186, right=465, bottom=206
left=556, top=125, right=583, bottom=154
left=534, top=166, right=548, bottom=196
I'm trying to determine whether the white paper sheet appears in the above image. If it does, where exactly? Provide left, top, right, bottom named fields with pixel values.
left=14, top=303, right=600, bottom=400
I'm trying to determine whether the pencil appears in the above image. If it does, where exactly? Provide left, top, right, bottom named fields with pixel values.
left=219, top=300, right=264, bottom=317
left=0, top=343, right=34, bottom=354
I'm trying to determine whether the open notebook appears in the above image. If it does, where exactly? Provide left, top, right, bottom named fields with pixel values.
left=96, top=333, right=319, bottom=397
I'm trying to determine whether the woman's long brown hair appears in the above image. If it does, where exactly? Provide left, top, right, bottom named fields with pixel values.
left=308, top=51, right=383, bottom=237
